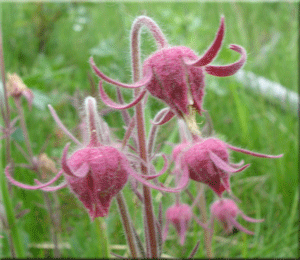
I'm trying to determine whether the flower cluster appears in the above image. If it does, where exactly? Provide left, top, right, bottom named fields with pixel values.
left=5, top=15, right=283, bottom=255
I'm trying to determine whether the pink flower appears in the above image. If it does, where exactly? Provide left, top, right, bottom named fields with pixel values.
left=178, top=138, right=283, bottom=197
left=89, top=16, right=246, bottom=121
left=210, top=198, right=264, bottom=235
left=61, top=144, right=129, bottom=219
left=163, top=203, right=192, bottom=245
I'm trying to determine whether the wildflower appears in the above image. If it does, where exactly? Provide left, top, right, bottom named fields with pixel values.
left=6, top=97, right=188, bottom=220
left=6, top=73, right=34, bottom=108
left=163, top=203, right=192, bottom=245
left=89, top=16, right=246, bottom=126
left=210, top=198, right=264, bottom=235
left=179, top=138, right=283, bottom=197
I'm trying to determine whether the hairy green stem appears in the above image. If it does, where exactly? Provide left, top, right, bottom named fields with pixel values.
left=94, top=217, right=109, bottom=258
left=14, top=97, right=34, bottom=160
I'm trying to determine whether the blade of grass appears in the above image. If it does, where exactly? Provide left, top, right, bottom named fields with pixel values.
left=229, top=82, right=250, bottom=145
left=0, top=162, right=26, bottom=257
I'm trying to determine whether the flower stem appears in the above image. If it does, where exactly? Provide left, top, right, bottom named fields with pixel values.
left=14, top=97, right=34, bottom=160
left=94, top=217, right=109, bottom=258
left=130, top=16, right=168, bottom=258
left=116, top=193, right=138, bottom=258
left=197, top=183, right=213, bottom=257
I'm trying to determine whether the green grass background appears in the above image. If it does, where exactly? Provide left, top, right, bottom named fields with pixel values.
left=0, top=1, right=298, bottom=258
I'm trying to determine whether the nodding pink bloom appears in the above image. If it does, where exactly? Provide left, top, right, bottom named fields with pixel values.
left=210, top=198, right=264, bottom=235
left=181, top=138, right=283, bottom=197
left=163, top=203, right=192, bottom=245
left=61, top=144, right=129, bottom=219
left=90, top=16, right=246, bottom=120
left=6, top=97, right=189, bottom=220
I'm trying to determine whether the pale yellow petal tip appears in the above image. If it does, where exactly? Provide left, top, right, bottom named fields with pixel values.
left=183, top=105, right=202, bottom=136
left=7, top=73, right=29, bottom=95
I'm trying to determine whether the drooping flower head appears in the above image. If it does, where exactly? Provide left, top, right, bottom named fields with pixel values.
left=210, top=198, right=264, bottom=235
left=6, top=97, right=189, bottom=220
left=163, top=203, right=192, bottom=245
left=89, top=16, right=246, bottom=129
left=178, top=138, right=283, bottom=197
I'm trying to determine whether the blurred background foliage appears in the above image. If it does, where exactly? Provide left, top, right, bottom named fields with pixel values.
left=0, top=1, right=298, bottom=258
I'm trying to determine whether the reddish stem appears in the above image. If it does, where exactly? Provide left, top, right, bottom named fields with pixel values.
left=130, top=15, right=168, bottom=258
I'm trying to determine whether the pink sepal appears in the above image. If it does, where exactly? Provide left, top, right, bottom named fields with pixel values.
left=209, top=151, right=250, bottom=173
left=186, top=16, right=225, bottom=67
left=226, top=144, right=283, bottom=158
left=150, top=109, right=175, bottom=125
left=62, top=143, right=90, bottom=178
left=229, top=216, right=254, bottom=235
left=99, top=81, right=146, bottom=109
left=205, top=44, right=247, bottom=77
left=34, top=180, right=68, bottom=191
left=5, top=165, right=63, bottom=190
left=90, top=57, right=152, bottom=89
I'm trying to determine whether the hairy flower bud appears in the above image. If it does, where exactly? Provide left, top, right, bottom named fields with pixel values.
left=210, top=198, right=264, bottom=235
left=90, top=16, right=246, bottom=127
left=163, top=203, right=192, bottom=245
left=143, top=46, right=204, bottom=117
left=63, top=144, right=129, bottom=220
left=181, top=138, right=282, bottom=197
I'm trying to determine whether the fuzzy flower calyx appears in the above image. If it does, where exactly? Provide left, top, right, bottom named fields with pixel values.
left=210, top=198, right=264, bottom=235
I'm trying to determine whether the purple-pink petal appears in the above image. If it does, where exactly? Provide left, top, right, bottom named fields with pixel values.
left=226, top=144, right=283, bottom=158
left=98, top=81, right=147, bottom=109
left=229, top=160, right=245, bottom=168
left=186, top=16, right=225, bottom=67
left=229, top=216, right=254, bottom=235
left=61, top=143, right=76, bottom=177
left=150, top=109, right=175, bottom=125
left=240, top=211, right=264, bottom=223
left=205, top=44, right=246, bottom=77
left=34, top=180, right=68, bottom=191
left=128, top=164, right=189, bottom=193
left=22, top=89, right=34, bottom=109
left=73, top=162, right=90, bottom=178
left=141, top=154, right=168, bottom=180
left=5, top=165, right=63, bottom=190
left=48, top=105, right=81, bottom=146
left=90, top=57, right=152, bottom=89
left=209, top=151, right=250, bottom=173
